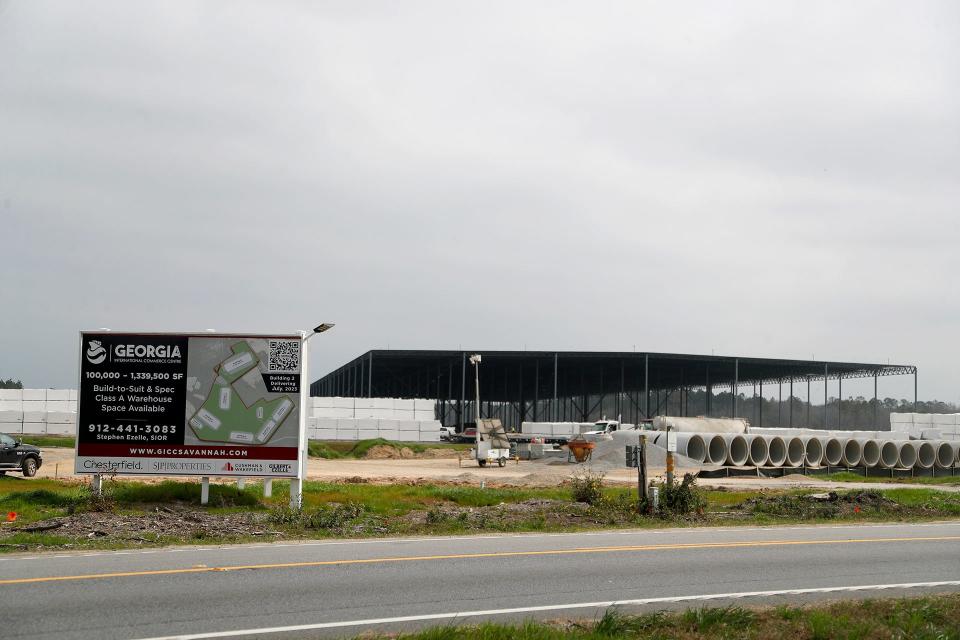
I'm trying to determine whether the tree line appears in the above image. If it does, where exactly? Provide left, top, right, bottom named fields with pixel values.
left=0, top=378, right=24, bottom=389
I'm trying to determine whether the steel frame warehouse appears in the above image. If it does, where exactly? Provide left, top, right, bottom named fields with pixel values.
left=311, top=350, right=917, bottom=431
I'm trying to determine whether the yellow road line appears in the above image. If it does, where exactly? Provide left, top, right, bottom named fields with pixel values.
left=2, top=535, right=958, bottom=586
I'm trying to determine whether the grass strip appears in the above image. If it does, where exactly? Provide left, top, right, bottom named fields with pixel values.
left=363, top=594, right=960, bottom=639
left=3, top=476, right=960, bottom=552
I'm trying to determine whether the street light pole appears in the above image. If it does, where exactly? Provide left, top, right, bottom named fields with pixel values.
left=289, top=323, right=335, bottom=509
left=470, top=354, right=482, bottom=448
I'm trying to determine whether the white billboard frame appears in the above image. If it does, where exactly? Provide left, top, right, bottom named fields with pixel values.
left=75, top=330, right=308, bottom=507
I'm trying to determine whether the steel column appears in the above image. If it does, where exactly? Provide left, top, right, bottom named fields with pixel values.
left=824, top=364, right=829, bottom=428
left=838, top=374, right=842, bottom=429
left=459, top=352, right=466, bottom=429
left=778, top=378, right=782, bottom=427
left=534, top=360, right=540, bottom=422
left=874, top=371, right=878, bottom=430
left=644, top=354, right=649, bottom=419
left=732, top=359, right=739, bottom=418
left=619, top=360, right=625, bottom=421
left=789, top=378, right=793, bottom=428
left=553, top=353, right=559, bottom=422
left=914, top=369, right=918, bottom=411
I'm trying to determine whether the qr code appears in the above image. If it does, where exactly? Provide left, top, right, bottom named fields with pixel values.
left=268, top=340, right=301, bottom=372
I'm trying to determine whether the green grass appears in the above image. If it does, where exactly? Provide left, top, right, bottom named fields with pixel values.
left=307, top=438, right=470, bottom=459
left=360, top=595, right=960, bottom=639
left=820, top=470, right=960, bottom=485
left=16, top=435, right=75, bottom=448
left=4, top=476, right=960, bottom=552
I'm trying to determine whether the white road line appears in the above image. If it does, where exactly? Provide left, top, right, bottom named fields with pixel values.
left=135, top=580, right=960, bottom=640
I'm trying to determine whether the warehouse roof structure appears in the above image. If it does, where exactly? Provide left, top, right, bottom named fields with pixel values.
left=311, top=350, right=917, bottom=430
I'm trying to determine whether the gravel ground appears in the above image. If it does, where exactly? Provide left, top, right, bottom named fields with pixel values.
left=27, top=447, right=960, bottom=492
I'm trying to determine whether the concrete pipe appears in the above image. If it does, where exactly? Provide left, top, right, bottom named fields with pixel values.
left=821, top=437, right=844, bottom=467
left=878, top=441, right=900, bottom=469
left=721, top=434, right=749, bottom=466
left=746, top=435, right=768, bottom=467
left=859, top=439, right=881, bottom=468
left=765, top=436, right=787, bottom=467
left=915, top=441, right=936, bottom=469
left=841, top=439, right=862, bottom=467
left=672, top=433, right=707, bottom=463
left=801, top=437, right=824, bottom=466
left=898, top=441, right=918, bottom=469
left=706, top=434, right=729, bottom=465
left=934, top=441, right=956, bottom=468
left=784, top=437, right=805, bottom=467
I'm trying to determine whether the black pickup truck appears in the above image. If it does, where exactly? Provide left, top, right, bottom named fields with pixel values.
left=0, top=433, right=42, bottom=477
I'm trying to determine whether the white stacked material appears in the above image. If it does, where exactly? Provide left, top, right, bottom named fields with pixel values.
left=653, top=416, right=747, bottom=433
left=0, top=389, right=23, bottom=411
left=306, top=417, right=442, bottom=443
left=309, top=397, right=436, bottom=421
left=1, top=389, right=78, bottom=415
left=418, top=419, right=442, bottom=442
left=891, top=413, right=960, bottom=440
left=1, top=409, right=23, bottom=434
left=414, top=398, right=436, bottom=421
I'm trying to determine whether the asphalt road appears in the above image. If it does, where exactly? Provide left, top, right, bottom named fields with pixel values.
left=3, top=522, right=960, bottom=640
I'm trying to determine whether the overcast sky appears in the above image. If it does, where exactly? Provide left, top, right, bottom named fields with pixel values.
left=1, top=1, right=957, bottom=402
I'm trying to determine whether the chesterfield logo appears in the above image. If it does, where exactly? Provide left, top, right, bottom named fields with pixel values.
left=86, top=340, right=107, bottom=365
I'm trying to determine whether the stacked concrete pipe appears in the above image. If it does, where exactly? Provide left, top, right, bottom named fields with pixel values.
left=669, top=433, right=708, bottom=464
left=859, top=439, right=881, bottom=468
left=705, top=434, right=729, bottom=465
left=898, top=441, right=918, bottom=469
left=720, top=434, right=749, bottom=466
left=934, top=441, right=956, bottom=468
left=821, top=437, right=844, bottom=466
left=915, top=441, right=936, bottom=469
left=878, top=441, right=900, bottom=469
left=801, top=437, right=824, bottom=466
left=784, top=437, right=805, bottom=467
left=745, top=434, right=769, bottom=467
left=765, top=436, right=787, bottom=467
left=841, top=439, right=862, bottom=467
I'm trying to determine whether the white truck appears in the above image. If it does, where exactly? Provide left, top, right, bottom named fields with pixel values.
left=582, top=419, right=636, bottom=438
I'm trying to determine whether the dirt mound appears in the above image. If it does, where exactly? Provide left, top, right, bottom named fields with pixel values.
left=416, top=448, right=460, bottom=459
left=363, top=445, right=461, bottom=460
left=364, top=445, right=403, bottom=459
left=1, top=507, right=279, bottom=549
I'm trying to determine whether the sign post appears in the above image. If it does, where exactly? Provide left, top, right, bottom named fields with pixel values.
left=626, top=437, right=648, bottom=513
left=75, top=331, right=306, bottom=497
left=665, top=426, right=675, bottom=485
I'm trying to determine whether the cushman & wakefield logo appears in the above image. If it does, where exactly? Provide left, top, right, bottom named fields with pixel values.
left=222, top=461, right=263, bottom=473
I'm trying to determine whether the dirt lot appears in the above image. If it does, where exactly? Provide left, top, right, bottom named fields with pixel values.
left=31, top=447, right=960, bottom=493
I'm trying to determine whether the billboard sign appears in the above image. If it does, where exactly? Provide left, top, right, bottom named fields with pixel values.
left=76, top=332, right=304, bottom=477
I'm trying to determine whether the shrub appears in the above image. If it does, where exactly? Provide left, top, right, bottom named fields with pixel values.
left=570, top=470, right=605, bottom=505
left=658, top=473, right=706, bottom=516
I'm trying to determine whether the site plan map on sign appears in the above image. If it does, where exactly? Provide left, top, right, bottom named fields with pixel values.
left=187, top=340, right=295, bottom=446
